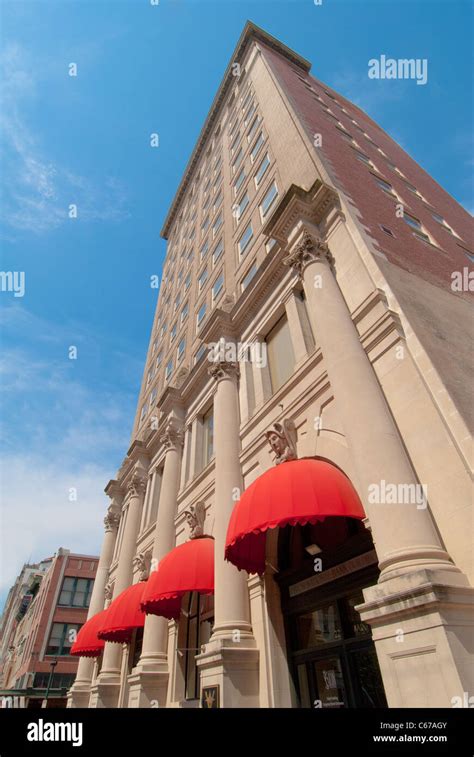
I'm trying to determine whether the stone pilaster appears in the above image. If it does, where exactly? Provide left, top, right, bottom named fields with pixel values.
left=89, top=470, right=147, bottom=708
left=67, top=483, right=122, bottom=708
left=196, top=353, right=259, bottom=707
left=127, top=412, right=184, bottom=708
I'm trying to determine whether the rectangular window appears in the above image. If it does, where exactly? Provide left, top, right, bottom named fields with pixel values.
left=255, top=153, right=270, bottom=186
left=375, top=177, right=397, bottom=197
left=197, top=302, right=207, bottom=328
left=184, top=273, right=191, bottom=291
left=241, top=90, right=253, bottom=112
left=59, top=577, right=94, bottom=608
left=432, top=212, right=455, bottom=234
left=244, top=102, right=256, bottom=126
left=354, top=150, right=373, bottom=167
left=212, top=272, right=224, bottom=303
left=241, top=262, right=257, bottom=291
left=234, top=167, right=246, bottom=195
left=247, top=115, right=260, bottom=142
left=46, top=622, right=81, bottom=656
left=403, top=213, right=431, bottom=242
left=165, top=359, right=173, bottom=380
left=156, top=351, right=163, bottom=369
left=212, top=211, right=223, bottom=238
left=236, top=192, right=249, bottom=221
left=238, top=223, right=254, bottom=256
left=150, top=388, right=157, bottom=407
left=250, top=132, right=264, bottom=162
left=260, top=181, right=279, bottom=218
left=213, top=191, right=223, bottom=213
left=202, top=407, right=214, bottom=466
left=266, top=316, right=296, bottom=392
left=200, top=240, right=209, bottom=260
left=201, top=216, right=210, bottom=235
left=230, top=131, right=242, bottom=155
left=177, top=338, right=185, bottom=362
left=174, top=293, right=181, bottom=312
left=198, top=268, right=208, bottom=291
left=194, top=344, right=206, bottom=364
left=170, top=322, right=177, bottom=342
left=232, top=148, right=243, bottom=173
left=140, top=405, right=146, bottom=422
left=212, top=239, right=224, bottom=266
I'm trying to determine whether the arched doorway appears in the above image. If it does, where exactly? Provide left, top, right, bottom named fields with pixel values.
left=275, top=517, right=387, bottom=708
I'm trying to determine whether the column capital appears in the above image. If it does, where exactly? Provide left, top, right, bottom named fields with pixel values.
left=160, top=418, right=184, bottom=451
left=283, top=230, right=334, bottom=279
left=104, top=506, right=121, bottom=533
left=208, top=359, right=240, bottom=384
left=127, top=472, right=147, bottom=497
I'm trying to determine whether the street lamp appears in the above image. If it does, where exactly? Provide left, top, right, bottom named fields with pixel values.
left=44, top=658, right=58, bottom=706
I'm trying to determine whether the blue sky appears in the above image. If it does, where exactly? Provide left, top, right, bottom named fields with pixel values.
left=0, top=0, right=472, bottom=610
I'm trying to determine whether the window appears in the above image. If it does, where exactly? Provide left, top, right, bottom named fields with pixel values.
left=386, top=161, right=404, bottom=177
left=238, top=222, right=253, bottom=256
left=403, top=180, right=422, bottom=197
left=165, top=359, right=173, bottom=380
left=212, top=239, right=224, bottom=266
left=432, top=212, right=456, bottom=235
left=247, top=115, right=260, bottom=142
left=241, top=89, right=253, bottom=112
left=260, top=181, right=279, bottom=218
left=202, top=407, right=214, bottom=465
left=403, top=213, right=431, bottom=243
left=250, top=132, right=264, bottom=162
left=241, top=262, right=257, bottom=291
left=177, top=338, right=185, bottom=362
left=255, top=153, right=270, bottom=186
left=354, top=150, right=374, bottom=167
left=181, top=302, right=189, bottom=323
left=213, top=191, right=223, bottom=213
left=46, top=623, right=81, bottom=656
left=184, top=273, right=191, bottom=291
left=380, top=225, right=395, bottom=237
left=181, top=593, right=214, bottom=700
left=212, top=211, right=223, bottom=238
left=140, top=405, right=146, bottom=422
left=244, top=102, right=256, bottom=126
left=198, top=268, right=208, bottom=291
left=235, top=192, right=249, bottom=221
left=161, top=322, right=167, bottom=337
left=234, top=167, right=246, bottom=195
left=232, top=148, right=243, bottom=173
left=230, top=132, right=242, bottom=155
left=59, top=577, right=94, bottom=608
left=201, top=216, right=210, bottom=236
left=174, top=293, right=181, bottom=312
left=200, top=240, right=209, bottom=261
left=149, top=388, right=157, bottom=408
left=374, top=177, right=397, bottom=198
left=170, top=322, right=177, bottom=342
left=156, top=351, right=163, bottom=368
left=194, top=344, right=207, bottom=363
left=197, top=302, right=207, bottom=328
left=266, top=316, right=296, bottom=392
left=212, top=272, right=224, bottom=303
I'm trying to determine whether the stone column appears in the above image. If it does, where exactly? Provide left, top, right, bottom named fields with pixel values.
left=89, top=470, right=147, bottom=708
left=276, top=202, right=473, bottom=706
left=67, top=486, right=122, bottom=708
left=196, top=355, right=259, bottom=707
left=127, top=415, right=183, bottom=708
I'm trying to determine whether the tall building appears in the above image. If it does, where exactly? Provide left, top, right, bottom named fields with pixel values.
left=0, top=549, right=98, bottom=708
left=68, top=22, right=473, bottom=710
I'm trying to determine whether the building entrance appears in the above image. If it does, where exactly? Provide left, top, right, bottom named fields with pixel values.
left=276, top=517, right=387, bottom=709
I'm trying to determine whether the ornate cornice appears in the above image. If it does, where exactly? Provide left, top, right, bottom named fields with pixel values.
left=262, top=179, right=340, bottom=244
left=283, top=230, right=335, bottom=279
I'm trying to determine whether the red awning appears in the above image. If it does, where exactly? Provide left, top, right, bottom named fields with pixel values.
left=70, top=609, right=108, bottom=658
left=141, top=537, right=214, bottom=620
left=97, top=581, right=147, bottom=643
left=225, top=458, right=365, bottom=575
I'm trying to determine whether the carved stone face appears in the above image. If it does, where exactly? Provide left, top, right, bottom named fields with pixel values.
left=185, top=509, right=197, bottom=526
left=268, top=432, right=284, bottom=455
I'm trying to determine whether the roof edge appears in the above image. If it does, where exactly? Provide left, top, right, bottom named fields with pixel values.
left=160, top=21, right=311, bottom=239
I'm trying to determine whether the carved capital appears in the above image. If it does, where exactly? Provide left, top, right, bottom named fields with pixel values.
left=104, top=506, right=121, bottom=533
left=208, top=359, right=240, bottom=383
left=283, top=231, right=334, bottom=279
left=160, top=418, right=184, bottom=451
left=127, top=473, right=147, bottom=497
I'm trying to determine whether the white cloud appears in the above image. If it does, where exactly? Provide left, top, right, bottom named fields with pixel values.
left=0, top=43, right=130, bottom=234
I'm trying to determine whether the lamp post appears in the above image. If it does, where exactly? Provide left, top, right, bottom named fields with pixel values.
left=44, top=658, right=58, bottom=707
